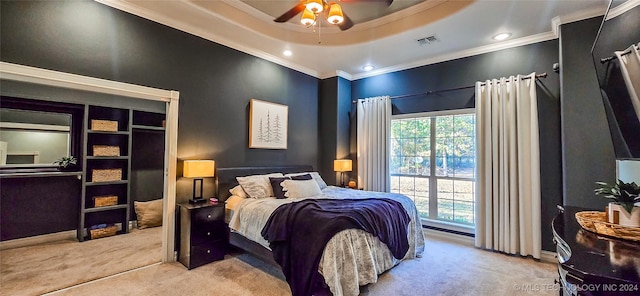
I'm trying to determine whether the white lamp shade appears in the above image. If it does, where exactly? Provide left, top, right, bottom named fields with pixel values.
left=334, top=159, right=352, bottom=172
left=183, top=160, right=215, bottom=178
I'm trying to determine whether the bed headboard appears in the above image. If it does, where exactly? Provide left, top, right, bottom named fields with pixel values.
left=216, top=165, right=314, bottom=202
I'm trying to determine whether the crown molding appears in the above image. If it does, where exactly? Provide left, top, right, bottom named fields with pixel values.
left=608, top=0, right=640, bottom=19
left=351, top=30, right=558, bottom=80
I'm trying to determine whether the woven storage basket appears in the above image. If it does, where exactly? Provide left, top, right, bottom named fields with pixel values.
left=93, top=195, right=118, bottom=207
left=92, top=168, right=122, bottom=182
left=93, top=145, right=120, bottom=157
left=89, top=225, right=117, bottom=239
left=575, top=211, right=640, bottom=242
left=91, top=119, right=118, bottom=132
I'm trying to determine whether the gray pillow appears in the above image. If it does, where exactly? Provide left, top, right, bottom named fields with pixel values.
left=236, top=173, right=284, bottom=198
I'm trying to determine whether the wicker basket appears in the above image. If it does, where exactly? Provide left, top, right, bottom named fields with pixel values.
left=92, top=168, right=122, bottom=182
left=89, top=225, right=117, bottom=239
left=575, top=211, right=640, bottom=242
left=93, top=195, right=118, bottom=207
left=93, top=145, right=120, bottom=157
left=91, top=119, right=118, bottom=132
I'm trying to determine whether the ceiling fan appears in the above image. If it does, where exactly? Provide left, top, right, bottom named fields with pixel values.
left=274, top=0, right=394, bottom=31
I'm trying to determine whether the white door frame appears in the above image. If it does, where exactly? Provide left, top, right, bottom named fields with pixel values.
left=0, top=61, right=179, bottom=262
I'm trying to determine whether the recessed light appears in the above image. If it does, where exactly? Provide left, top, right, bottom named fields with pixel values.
left=493, top=33, right=511, bottom=41
left=362, top=65, right=374, bottom=71
left=283, top=50, right=292, bottom=56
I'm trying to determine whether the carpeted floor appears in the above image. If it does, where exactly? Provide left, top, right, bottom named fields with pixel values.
left=42, top=232, right=557, bottom=296
left=0, top=227, right=162, bottom=296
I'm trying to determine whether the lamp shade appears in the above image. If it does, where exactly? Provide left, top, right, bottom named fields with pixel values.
left=183, top=160, right=215, bottom=178
left=327, top=3, right=344, bottom=24
left=305, top=0, right=324, bottom=13
left=300, top=8, right=316, bottom=26
left=334, top=159, right=352, bottom=172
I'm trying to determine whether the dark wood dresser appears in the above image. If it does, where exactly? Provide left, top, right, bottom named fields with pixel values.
left=553, top=206, right=640, bottom=295
left=178, top=202, right=228, bottom=269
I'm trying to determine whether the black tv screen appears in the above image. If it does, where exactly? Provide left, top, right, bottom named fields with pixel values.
left=591, top=2, right=640, bottom=159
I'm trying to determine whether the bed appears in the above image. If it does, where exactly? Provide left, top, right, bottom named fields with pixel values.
left=217, top=165, right=425, bottom=296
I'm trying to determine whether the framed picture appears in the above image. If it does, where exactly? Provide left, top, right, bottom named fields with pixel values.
left=249, top=99, right=288, bottom=149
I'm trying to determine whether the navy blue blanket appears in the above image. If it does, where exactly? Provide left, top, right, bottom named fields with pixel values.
left=261, top=198, right=411, bottom=296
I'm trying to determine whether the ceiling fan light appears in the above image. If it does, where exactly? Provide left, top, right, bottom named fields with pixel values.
left=327, top=3, right=344, bottom=24
left=305, top=0, right=324, bottom=13
left=301, top=9, right=316, bottom=26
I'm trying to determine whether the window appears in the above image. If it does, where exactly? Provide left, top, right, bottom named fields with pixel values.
left=390, top=109, right=476, bottom=231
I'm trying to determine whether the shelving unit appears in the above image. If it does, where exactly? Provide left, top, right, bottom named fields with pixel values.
left=77, top=106, right=165, bottom=241
left=78, top=105, right=131, bottom=241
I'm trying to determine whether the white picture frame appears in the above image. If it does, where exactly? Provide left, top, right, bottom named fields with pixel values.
left=249, top=99, right=288, bottom=149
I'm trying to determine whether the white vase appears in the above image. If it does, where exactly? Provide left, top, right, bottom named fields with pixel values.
left=608, top=203, right=640, bottom=227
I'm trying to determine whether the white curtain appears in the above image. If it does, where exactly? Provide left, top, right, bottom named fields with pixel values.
left=357, top=96, right=391, bottom=192
left=474, top=73, right=541, bottom=259
left=615, top=43, right=640, bottom=123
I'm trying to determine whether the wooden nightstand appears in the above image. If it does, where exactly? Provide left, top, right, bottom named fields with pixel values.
left=177, top=202, right=228, bottom=269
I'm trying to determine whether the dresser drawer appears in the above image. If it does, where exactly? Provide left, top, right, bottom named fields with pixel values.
left=190, top=240, right=226, bottom=269
left=191, top=222, right=227, bottom=245
left=192, top=206, right=224, bottom=226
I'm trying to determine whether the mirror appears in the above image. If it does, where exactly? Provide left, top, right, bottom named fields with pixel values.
left=591, top=0, right=640, bottom=159
left=0, top=108, right=71, bottom=166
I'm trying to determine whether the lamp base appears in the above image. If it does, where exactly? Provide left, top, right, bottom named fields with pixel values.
left=189, top=198, right=206, bottom=204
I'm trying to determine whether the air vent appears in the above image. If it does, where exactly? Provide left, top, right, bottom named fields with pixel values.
left=417, top=35, right=439, bottom=46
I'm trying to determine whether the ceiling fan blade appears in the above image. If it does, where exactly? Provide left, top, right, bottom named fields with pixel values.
left=338, top=13, right=354, bottom=31
left=274, top=3, right=307, bottom=23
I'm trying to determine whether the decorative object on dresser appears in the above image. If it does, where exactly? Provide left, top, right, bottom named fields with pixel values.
left=594, top=179, right=640, bottom=227
left=248, top=99, right=288, bottom=149
left=183, top=160, right=215, bottom=204
left=553, top=206, right=640, bottom=295
left=333, top=159, right=352, bottom=187
left=177, top=202, right=227, bottom=269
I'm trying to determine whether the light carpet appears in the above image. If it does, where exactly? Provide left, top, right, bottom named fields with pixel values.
left=47, top=232, right=557, bottom=296
left=0, top=227, right=162, bottom=296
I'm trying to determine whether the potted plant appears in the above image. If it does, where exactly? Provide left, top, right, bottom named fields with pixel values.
left=594, top=179, right=640, bottom=227
left=53, top=156, right=78, bottom=171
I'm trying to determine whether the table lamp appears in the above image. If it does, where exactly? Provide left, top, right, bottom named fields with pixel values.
left=183, top=160, right=215, bottom=203
left=334, top=159, right=352, bottom=187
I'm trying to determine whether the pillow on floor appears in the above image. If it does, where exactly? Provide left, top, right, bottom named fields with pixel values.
left=134, top=199, right=163, bottom=229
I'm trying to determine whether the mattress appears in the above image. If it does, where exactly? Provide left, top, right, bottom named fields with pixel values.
left=227, top=186, right=425, bottom=296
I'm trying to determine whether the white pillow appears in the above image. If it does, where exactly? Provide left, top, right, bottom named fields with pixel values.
left=236, top=173, right=283, bottom=198
left=282, top=179, right=322, bottom=199
left=229, top=185, right=249, bottom=198
left=225, top=195, right=245, bottom=211
left=284, top=172, right=327, bottom=189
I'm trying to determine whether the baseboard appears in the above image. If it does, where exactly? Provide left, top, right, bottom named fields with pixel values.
left=0, top=230, right=76, bottom=250
left=424, top=228, right=475, bottom=247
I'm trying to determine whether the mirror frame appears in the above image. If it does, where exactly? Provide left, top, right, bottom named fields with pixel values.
left=0, top=96, right=84, bottom=170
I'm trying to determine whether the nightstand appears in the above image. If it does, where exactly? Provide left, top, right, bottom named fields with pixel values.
left=177, top=202, right=228, bottom=269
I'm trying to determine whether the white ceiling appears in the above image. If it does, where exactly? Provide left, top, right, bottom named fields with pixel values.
left=96, top=0, right=631, bottom=80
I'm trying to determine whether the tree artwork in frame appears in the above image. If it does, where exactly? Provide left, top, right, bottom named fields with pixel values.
left=249, top=99, right=288, bottom=149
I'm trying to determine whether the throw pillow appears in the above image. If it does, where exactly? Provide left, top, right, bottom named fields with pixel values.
left=134, top=199, right=163, bottom=229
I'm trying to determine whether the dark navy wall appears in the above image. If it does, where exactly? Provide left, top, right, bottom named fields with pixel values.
left=559, top=17, right=616, bottom=210
left=351, top=41, right=562, bottom=251
left=0, top=0, right=319, bottom=203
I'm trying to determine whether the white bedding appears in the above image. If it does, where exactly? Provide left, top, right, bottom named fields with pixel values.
left=228, top=186, right=425, bottom=296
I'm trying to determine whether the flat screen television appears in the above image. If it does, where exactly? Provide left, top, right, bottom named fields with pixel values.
left=591, top=1, right=640, bottom=159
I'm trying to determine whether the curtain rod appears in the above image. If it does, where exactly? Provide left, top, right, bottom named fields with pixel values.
left=352, top=72, right=547, bottom=103
left=600, top=44, right=638, bottom=63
